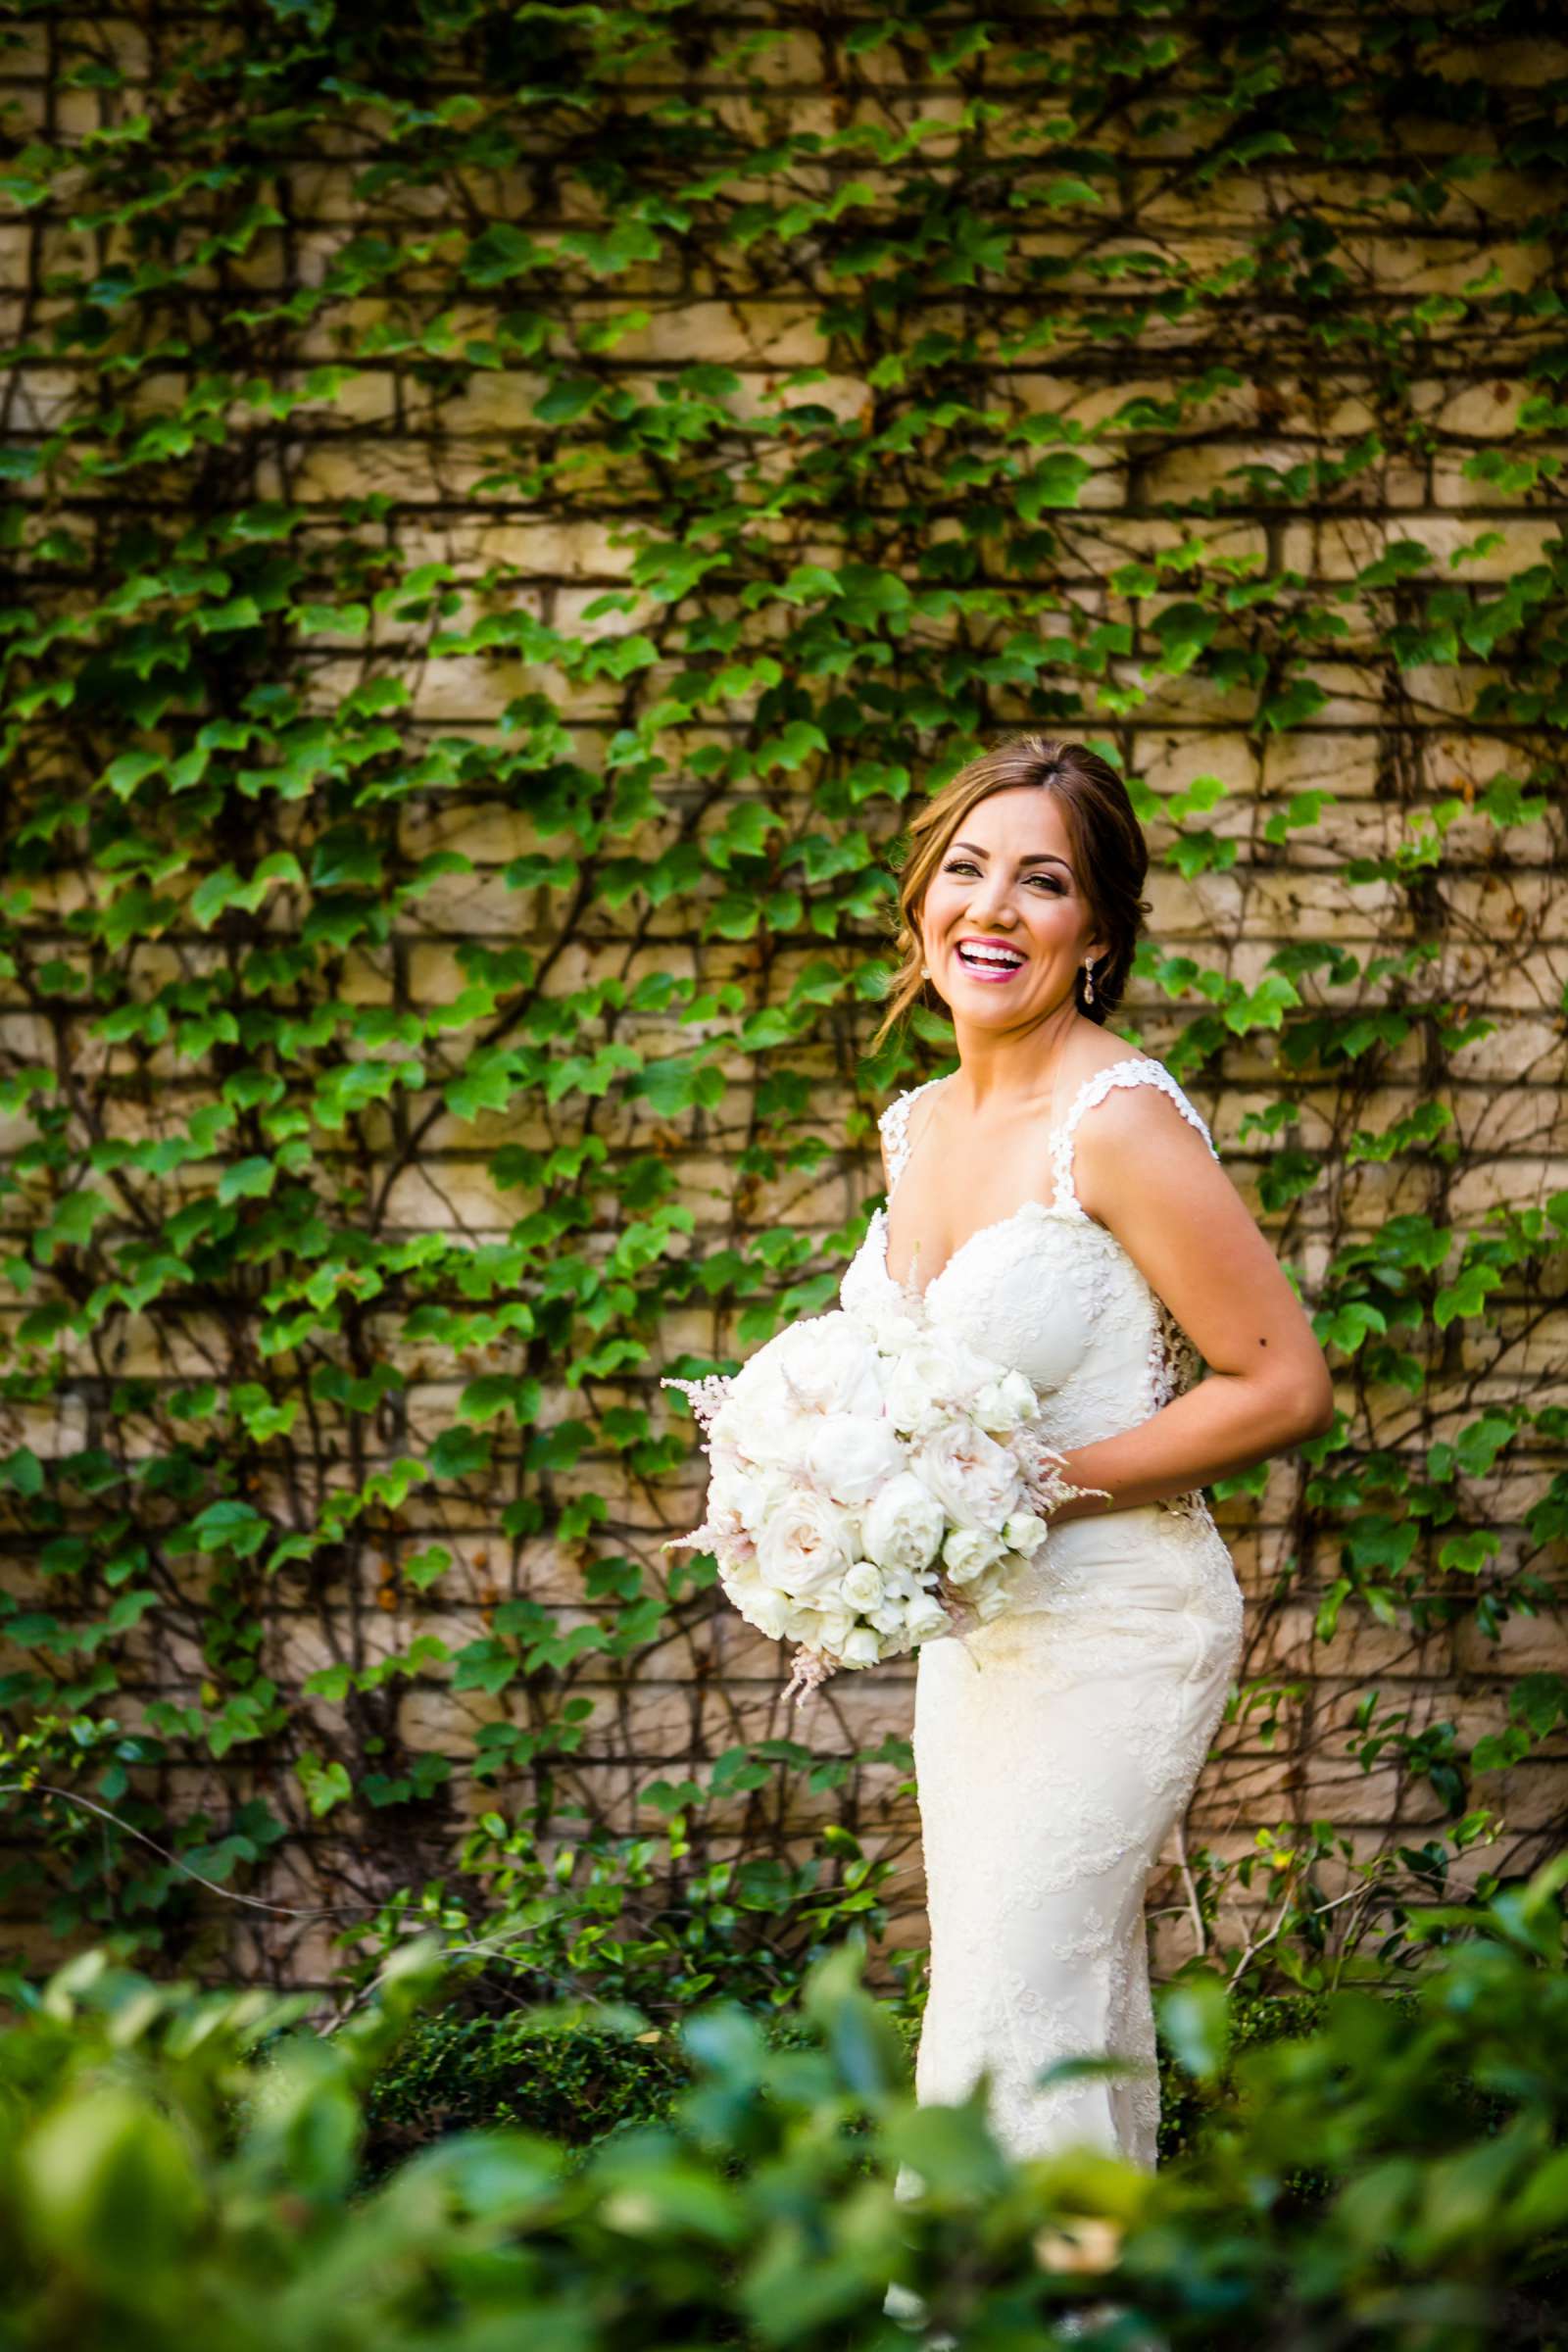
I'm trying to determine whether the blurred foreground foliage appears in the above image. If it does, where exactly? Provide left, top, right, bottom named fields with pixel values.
left=0, top=1857, right=1564, bottom=2350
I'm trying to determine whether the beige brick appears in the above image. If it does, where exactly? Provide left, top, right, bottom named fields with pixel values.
left=1278, top=514, right=1561, bottom=580
left=308, top=367, right=398, bottom=427
left=1339, top=233, right=1544, bottom=299
left=1430, top=38, right=1568, bottom=84
left=1141, top=439, right=1427, bottom=510
left=1419, top=377, right=1533, bottom=437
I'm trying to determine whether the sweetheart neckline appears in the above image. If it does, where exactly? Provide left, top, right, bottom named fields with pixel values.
left=873, top=1053, right=1211, bottom=1309
left=871, top=1195, right=1092, bottom=1308
left=875, top=1057, right=1155, bottom=1307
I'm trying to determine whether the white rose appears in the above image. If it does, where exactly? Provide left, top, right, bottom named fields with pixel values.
left=841, top=1626, right=882, bottom=1669
left=723, top=1574, right=790, bottom=1640
left=840, top=1559, right=886, bottom=1612
left=816, top=1607, right=856, bottom=1653
left=906, top=1593, right=952, bottom=1642
left=756, top=1490, right=857, bottom=1598
left=942, top=1525, right=1006, bottom=1587
left=914, top=1421, right=1024, bottom=1531
left=802, top=1413, right=905, bottom=1508
left=974, top=1587, right=1011, bottom=1622
left=861, top=1472, right=946, bottom=1576
left=881, top=1369, right=938, bottom=1442
left=1002, top=1509, right=1051, bottom=1557
left=777, top=1603, right=858, bottom=1659
left=973, top=1369, right=1039, bottom=1435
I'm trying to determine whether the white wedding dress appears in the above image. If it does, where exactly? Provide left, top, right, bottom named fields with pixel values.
left=839, top=1054, right=1245, bottom=2175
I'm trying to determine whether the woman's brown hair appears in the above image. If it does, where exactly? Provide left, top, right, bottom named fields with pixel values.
left=868, top=734, right=1152, bottom=1056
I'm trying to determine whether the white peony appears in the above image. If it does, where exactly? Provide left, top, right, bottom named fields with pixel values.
left=840, top=1559, right=886, bottom=1611
left=942, top=1524, right=1006, bottom=1587
left=857, top=1292, right=924, bottom=1353
left=710, top=1379, right=805, bottom=1471
left=755, top=1490, right=858, bottom=1598
left=882, top=1338, right=977, bottom=1437
left=713, top=1458, right=794, bottom=1528
left=740, top=1312, right=884, bottom=1419
left=802, top=1412, right=905, bottom=1508
left=861, top=1472, right=946, bottom=1575
left=915, top=1420, right=1024, bottom=1530
left=972, top=1368, right=1039, bottom=1435
left=881, top=1336, right=997, bottom=1439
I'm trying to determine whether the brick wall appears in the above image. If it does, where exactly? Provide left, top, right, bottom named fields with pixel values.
left=1, top=4, right=1564, bottom=1987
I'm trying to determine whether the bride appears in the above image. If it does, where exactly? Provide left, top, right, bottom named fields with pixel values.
left=839, top=733, right=1335, bottom=2183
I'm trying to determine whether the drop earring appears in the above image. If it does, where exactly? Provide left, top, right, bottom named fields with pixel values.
left=920, top=962, right=930, bottom=978
left=1082, top=958, right=1096, bottom=1004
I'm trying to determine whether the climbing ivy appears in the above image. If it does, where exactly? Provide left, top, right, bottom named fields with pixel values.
left=0, top=0, right=1564, bottom=1994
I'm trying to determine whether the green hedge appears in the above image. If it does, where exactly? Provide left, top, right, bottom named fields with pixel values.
left=364, top=2009, right=700, bottom=2174
left=2, top=1858, right=1566, bottom=2349
left=363, top=1988, right=1340, bottom=2173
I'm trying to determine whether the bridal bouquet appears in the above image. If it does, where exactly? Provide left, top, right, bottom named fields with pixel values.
left=661, top=1298, right=1104, bottom=1704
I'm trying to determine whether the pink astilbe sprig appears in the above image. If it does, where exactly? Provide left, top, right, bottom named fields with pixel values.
left=660, top=1498, right=755, bottom=1567
left=659, top=1373, right=757, bottom=1567
left=660, top=1370, right=735, bottom=1440
left=781, top=1645, right=833, bottom=1707
left=1016, top=1427, right=1108, bottom=1522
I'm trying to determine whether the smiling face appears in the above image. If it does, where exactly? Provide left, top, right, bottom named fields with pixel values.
left=917, top=786, right=1106, bottom=1017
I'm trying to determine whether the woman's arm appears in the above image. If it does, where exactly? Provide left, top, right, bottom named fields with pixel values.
left=1048, top=1081, right=1336, bottom=1523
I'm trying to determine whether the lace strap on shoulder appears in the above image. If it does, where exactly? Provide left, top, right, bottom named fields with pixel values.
left=878, top=1076, right=943, bottom=1198
left=1051, top=1056, right=1217, bottom=1218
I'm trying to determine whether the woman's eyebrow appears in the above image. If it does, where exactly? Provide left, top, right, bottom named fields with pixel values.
left=951, top=840, right=1073, bottom=872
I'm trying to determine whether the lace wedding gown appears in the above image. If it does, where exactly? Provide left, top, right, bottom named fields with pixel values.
left=839, top=1055, right=1245, bottom=2174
